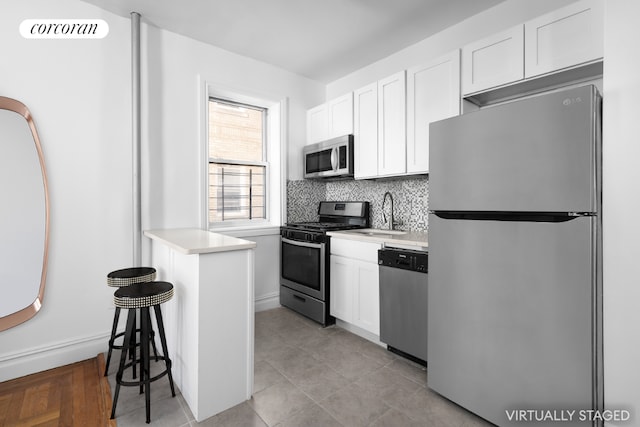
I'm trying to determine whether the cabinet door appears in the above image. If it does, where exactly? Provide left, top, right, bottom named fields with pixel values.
left=407, top=50, right=461, bottom=174
left=524, top=0, right=603, bottom=79
left=377, top=71, right=406, bottom=177
left=353, top=261, right=380, bottom=335
left=306, top=104, right=328, bottom=144
left=462, top=25, right=524, bottom=95
left=328, top=93, right=353, bottom=138
left=353, top=82, right=378, bottom=179
left=330, top=255, right=354, bottom=323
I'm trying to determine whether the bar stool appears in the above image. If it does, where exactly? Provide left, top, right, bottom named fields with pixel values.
left=110, top=281, right=176, bottom=424
left=105, top=267, right=157, bottom=376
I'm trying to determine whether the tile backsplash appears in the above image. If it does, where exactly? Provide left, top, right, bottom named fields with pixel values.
left=286, top=179, right=327, bottom=222
left=287, top=177, right=429, bottom=232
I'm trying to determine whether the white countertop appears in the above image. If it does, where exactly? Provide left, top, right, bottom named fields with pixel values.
left=144, top=228, right=257, bottom=254
left=327, top=228, right=428, bottom=249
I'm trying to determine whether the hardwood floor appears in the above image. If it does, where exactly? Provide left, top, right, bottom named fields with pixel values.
left=0, top=354, right=115, bottom=427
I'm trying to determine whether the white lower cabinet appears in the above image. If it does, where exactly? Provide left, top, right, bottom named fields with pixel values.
left=329, top=255, right=354, bottom=323
left=352, top=260, right=380, bottom=335
left=330, top=239, right=381, bottom=335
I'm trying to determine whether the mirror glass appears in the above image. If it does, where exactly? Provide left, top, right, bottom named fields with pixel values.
left=0, top=97, right=49, bottom=331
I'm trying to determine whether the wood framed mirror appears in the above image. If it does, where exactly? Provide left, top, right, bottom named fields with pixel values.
left=0, top=96, right=49, bottom=331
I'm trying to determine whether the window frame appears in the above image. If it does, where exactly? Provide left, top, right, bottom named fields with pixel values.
left=201, top=81, right=286, bottom=232
left=208, top=97, right=268, bottom=224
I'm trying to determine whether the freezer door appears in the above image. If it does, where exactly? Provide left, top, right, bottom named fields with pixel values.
left=429, top=85, right=600, bottom=213
left=427, top=214, right=599, bottom=427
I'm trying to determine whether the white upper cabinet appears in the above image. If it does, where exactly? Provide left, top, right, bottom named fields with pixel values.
left=462, top=0, right=604, bottom=97
left=327, top=92, right=353, bottom=137
left=306, top=104, right=328, bottom=144
left=306, top=93, right=354, bottom=144
left=377, top=71, right=407, bottom=177
left=353, top=82, right=378, bottom=179
left=524, top=0, right=604, bottom=79
left=462, top=25, right=524, bottom=95
left=407, top=50, right=461, bottom=174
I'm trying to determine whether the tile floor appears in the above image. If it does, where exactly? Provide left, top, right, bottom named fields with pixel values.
left=107, top=307, right=493, bottom=426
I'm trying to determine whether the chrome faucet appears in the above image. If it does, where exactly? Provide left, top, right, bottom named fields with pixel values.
left=382, top=191, right=394, bottom=230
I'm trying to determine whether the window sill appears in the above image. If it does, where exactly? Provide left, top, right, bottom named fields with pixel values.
left=210, top=224, right=281, bottom=238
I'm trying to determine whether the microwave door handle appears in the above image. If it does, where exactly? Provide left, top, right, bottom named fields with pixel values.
left=331, top=147, right=338, bottom=171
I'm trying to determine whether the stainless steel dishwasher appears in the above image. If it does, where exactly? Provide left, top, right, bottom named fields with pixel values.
left=378, top=247, right=428, bottom=364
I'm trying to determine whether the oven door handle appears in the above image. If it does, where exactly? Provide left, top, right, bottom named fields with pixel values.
left=282, top=237, right=324, bottom=249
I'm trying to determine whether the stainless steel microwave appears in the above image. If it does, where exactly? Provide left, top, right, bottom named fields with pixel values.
left=303, top=134, right=354, bottom=179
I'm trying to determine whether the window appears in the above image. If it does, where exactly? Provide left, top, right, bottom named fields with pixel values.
left=208, top=98, right=267, bottom=224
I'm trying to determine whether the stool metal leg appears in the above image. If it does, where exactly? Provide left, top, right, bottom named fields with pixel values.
left=111, top=309, right=136, bottom=420
left=146, top=309, right=159, bottom=362
left=141, top=307, right=151, bottom=423
left=131, top=310, right=137, bottom=379
left=104, top=306, right=121, bottom=376
left=110, top=281, right=175, bottom=424
left=153, top=304, right=176, bottom=397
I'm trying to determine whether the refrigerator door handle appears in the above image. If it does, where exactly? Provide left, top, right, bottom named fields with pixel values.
left=429, top=211, right=591, bottom=223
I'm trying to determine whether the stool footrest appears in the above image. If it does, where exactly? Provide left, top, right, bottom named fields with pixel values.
left=116, top=356, right=172, bottom=387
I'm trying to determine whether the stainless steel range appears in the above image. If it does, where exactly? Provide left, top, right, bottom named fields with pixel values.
left=280, top=201, right=370, bottom=326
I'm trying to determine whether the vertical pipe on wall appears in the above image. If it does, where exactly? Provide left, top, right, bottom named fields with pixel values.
left=131, top=12, right=142, bottom=267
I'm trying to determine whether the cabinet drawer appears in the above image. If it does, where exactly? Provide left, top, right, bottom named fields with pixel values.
left=280, top=286, right=326, bottom=325
left=330, top=238, right=381, bottom=263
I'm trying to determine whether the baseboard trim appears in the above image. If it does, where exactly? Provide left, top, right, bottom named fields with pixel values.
left=1, top=293, right=281, bottom=383
left=0, top=332, right=110, bottom=383
left=335, top=319, right=385, bottom=347
left=255, top=292, right=280, bottom=312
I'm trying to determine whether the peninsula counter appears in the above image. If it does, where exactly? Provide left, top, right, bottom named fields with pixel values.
left=144, top=228, right=256, bottom=422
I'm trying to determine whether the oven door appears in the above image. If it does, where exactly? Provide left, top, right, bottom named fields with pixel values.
left=280, top=237, right=325, bottom=301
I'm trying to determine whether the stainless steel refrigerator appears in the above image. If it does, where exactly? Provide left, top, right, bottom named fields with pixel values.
left=427, top=85, right=603, bottom=426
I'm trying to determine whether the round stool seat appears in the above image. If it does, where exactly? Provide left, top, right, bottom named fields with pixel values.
left=107, top=267, right=156, bottom=287
left=114, top=281, right=174, bottom=309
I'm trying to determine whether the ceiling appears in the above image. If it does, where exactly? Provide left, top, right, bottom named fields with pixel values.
left=83, top=0, right=506, bottom=83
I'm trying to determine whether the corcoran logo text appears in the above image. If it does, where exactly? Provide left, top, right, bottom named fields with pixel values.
left=20, top=19, right=109, bottom=39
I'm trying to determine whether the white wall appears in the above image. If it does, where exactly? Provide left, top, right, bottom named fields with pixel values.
left=220, top=230, right=281, bottom=312
left=138, top=20, right=323, bottom=306
left=326, top=0, right=576, bottom=99
left=0, top=0, right=132, bottom=381
left=603, top=1, right=640, bottom=424
left=139, top=22, right=324, bottom=208
left=0, top=0, right=322, bottom=381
